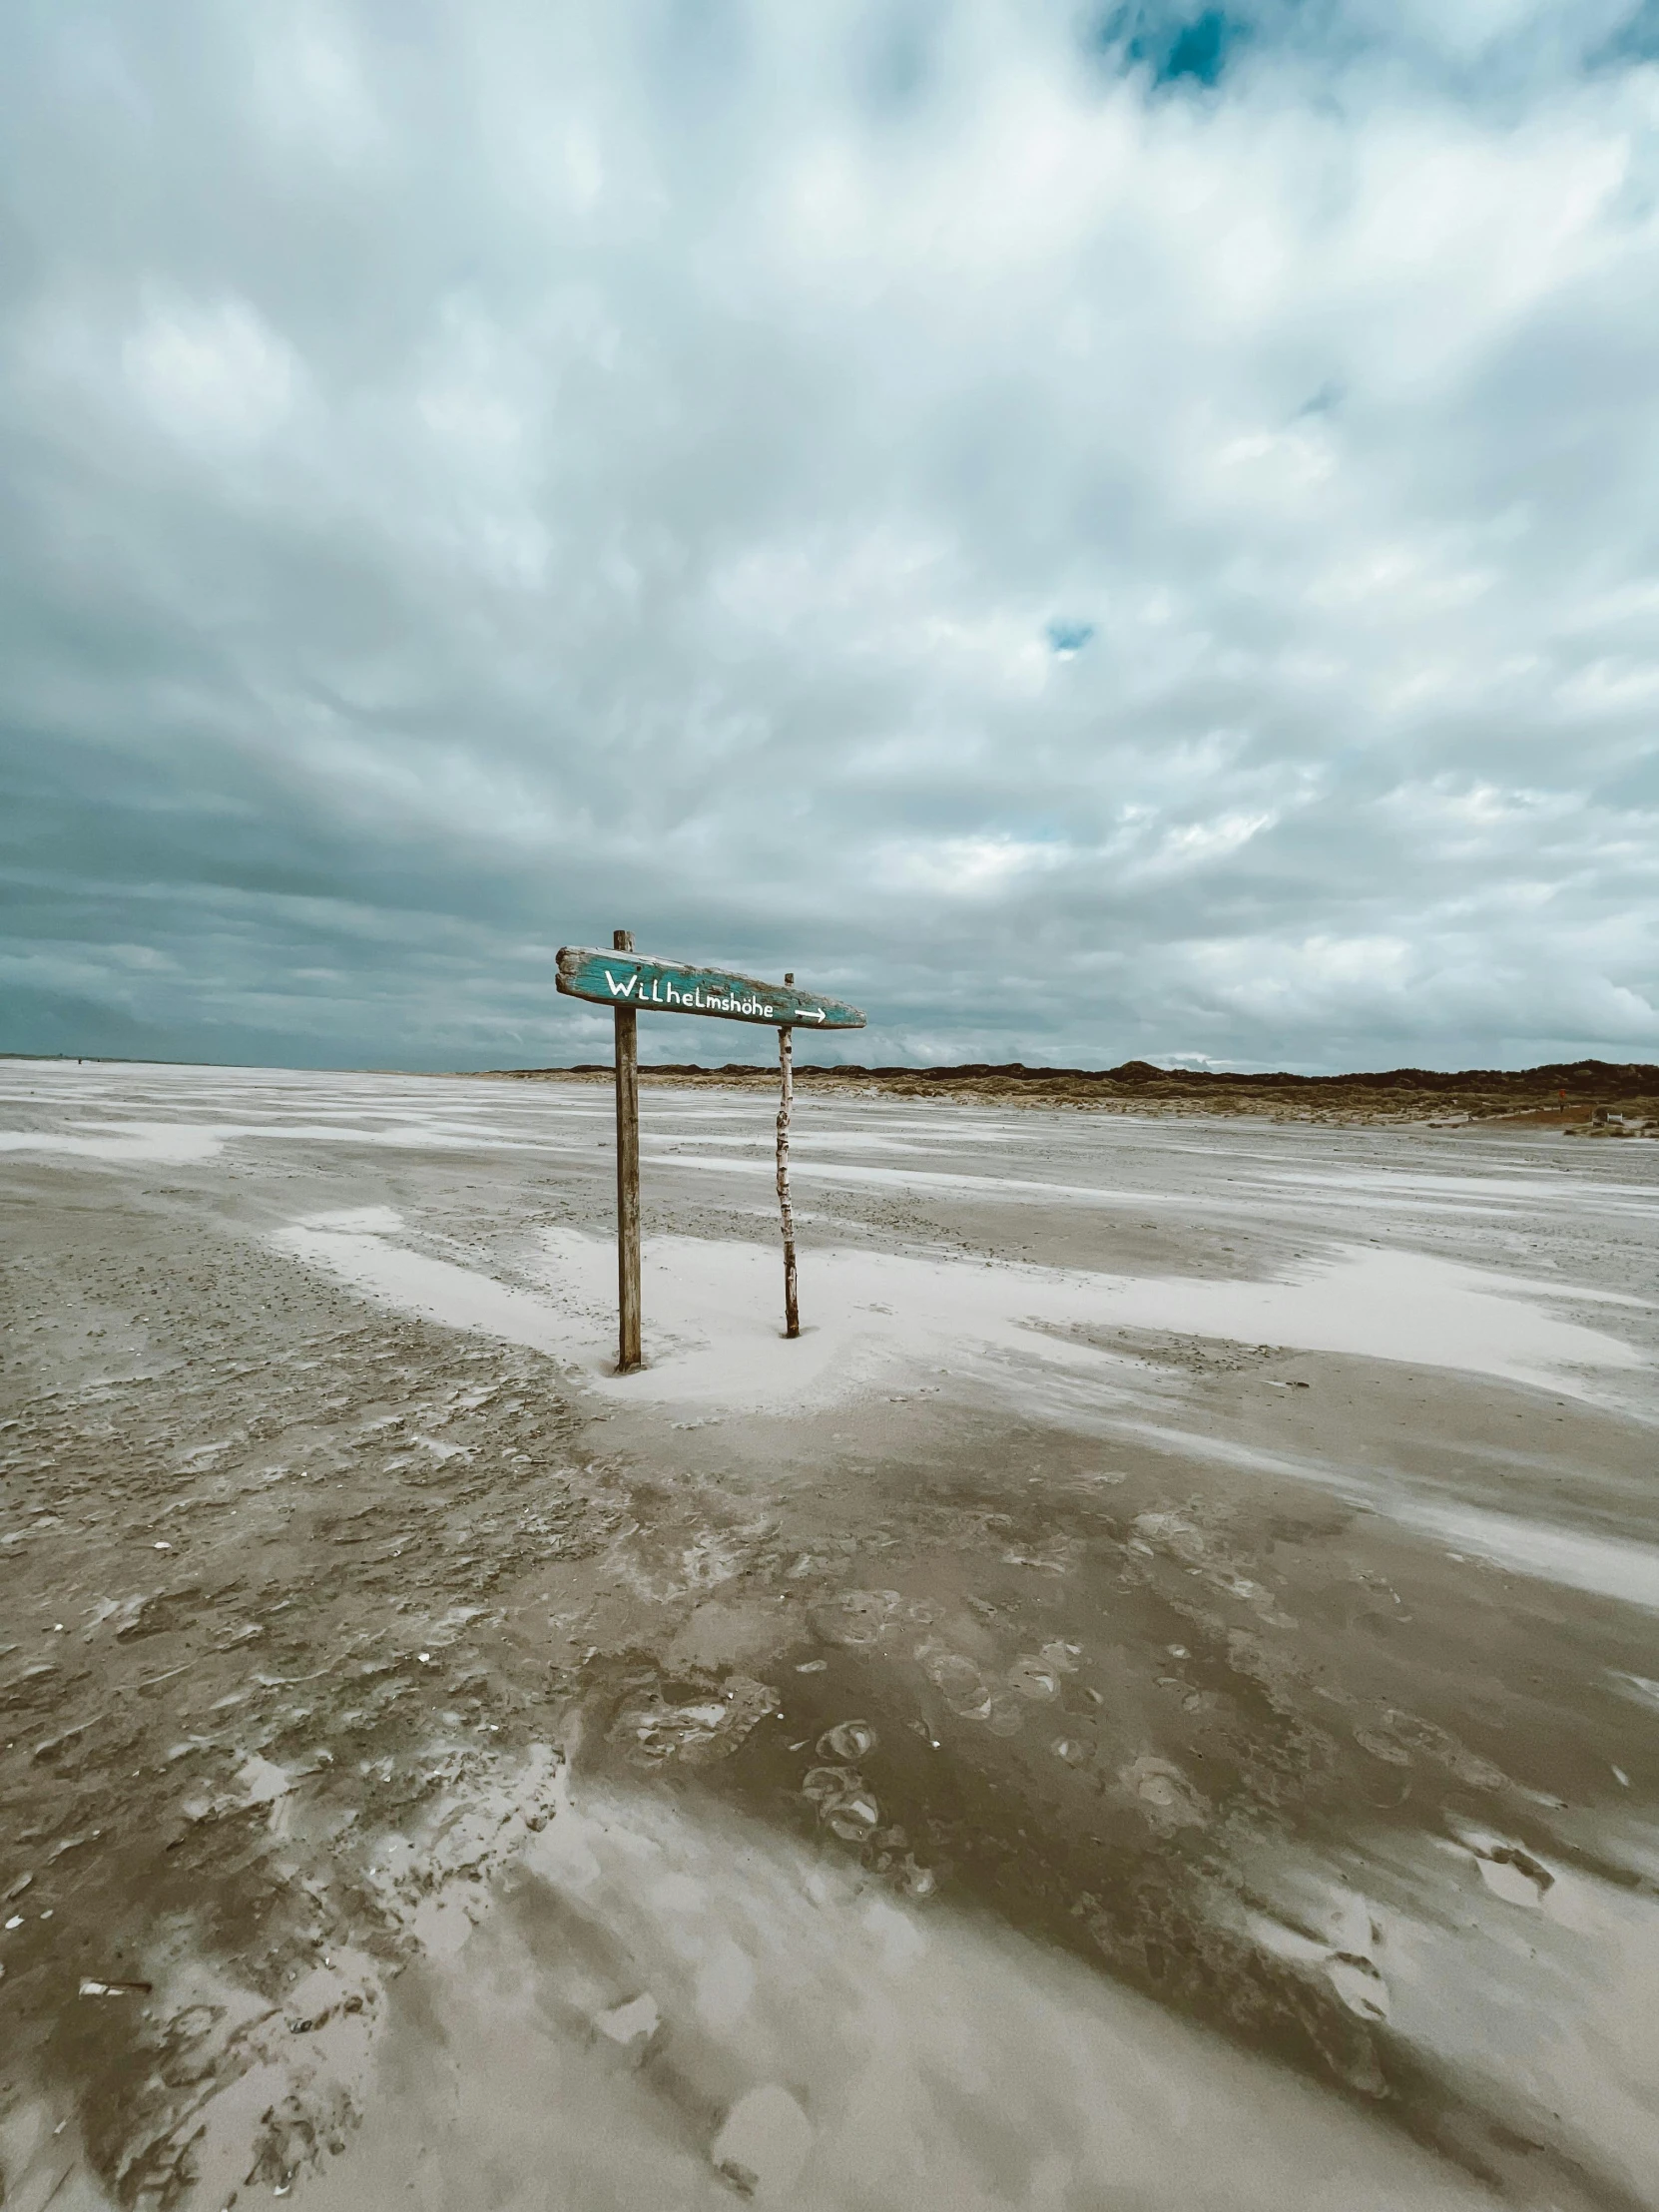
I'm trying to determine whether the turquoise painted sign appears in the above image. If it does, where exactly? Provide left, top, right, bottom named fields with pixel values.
left=556, top=946, right=865, bottom=1031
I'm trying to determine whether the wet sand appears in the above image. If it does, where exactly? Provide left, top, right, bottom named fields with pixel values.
left=2, top=1060, right=1657, bottom=2209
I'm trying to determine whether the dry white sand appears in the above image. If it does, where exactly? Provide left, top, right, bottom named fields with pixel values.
left=273, top=1209, right=1645, bottom=1403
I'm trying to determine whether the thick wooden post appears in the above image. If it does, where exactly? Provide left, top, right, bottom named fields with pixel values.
left=613, top=927, right=642, bottom=1373
left=777, top=988, right=799, bottom=1340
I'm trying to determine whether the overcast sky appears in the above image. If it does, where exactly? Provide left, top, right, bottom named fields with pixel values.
left=2, top=1, right=1657, bottom=1073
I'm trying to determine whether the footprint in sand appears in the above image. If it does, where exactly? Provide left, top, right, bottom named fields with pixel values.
left=1119, top=1754, right=1208, bottom=1831
left=1326, top=1951, right=1390, bottom=2022
left=818, top=1720, right=877, bottom=1761
left=1470, top=1842, right=1553, bottom=1909
left=1008, top=1657, right=1060, bottom=1700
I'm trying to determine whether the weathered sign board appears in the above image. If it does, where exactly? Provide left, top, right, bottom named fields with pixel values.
left=556, top=947, right=864, bottom=1031
left=557, top=933, right=866, bottom=1373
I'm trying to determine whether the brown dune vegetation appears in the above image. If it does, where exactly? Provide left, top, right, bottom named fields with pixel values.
left=487, top=1056, right=1659, bottom=1131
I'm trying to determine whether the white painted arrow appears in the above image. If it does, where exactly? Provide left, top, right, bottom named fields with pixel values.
left=800, top=1006, right=827, bottom=1022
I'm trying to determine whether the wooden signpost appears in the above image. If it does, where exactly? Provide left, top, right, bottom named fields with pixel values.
left=556, top=936, right=866, bottom=1372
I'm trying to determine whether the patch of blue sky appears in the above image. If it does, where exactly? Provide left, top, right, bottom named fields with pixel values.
left=1046, top=619, right=1096, bottom=658
left=1592, top=0, right=1659, bottom=66
left=1094, top=5, right=1254, bottom=89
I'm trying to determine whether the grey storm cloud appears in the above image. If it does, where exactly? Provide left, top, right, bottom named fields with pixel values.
left=1, top=0, right=1657, bottom=1073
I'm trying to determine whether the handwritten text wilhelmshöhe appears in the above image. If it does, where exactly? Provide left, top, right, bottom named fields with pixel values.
left=604, top=968, right=777, bottom=1019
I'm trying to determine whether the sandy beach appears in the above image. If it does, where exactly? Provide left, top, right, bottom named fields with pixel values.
left=3, top=1059, right=1657, bottom=2210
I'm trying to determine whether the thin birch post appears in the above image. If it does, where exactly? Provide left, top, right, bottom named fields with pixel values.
left=613, top=927, right=642, bottom=1373
left=777, top=979, right=800, bottom=1339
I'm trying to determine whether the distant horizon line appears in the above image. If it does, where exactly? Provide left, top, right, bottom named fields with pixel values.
left=5, top=1050, right=1657, bottom=1091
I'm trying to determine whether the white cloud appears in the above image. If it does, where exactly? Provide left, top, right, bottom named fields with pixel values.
left=879, top=834, right=1068, bottom=897
left=1141, top=812, right=1279, bottom=874
left=121, top=293, right=302, bottom=452
left=251, top=7, right=387, bottom=167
